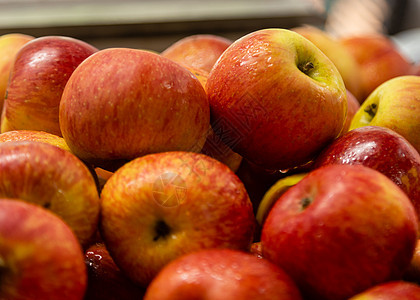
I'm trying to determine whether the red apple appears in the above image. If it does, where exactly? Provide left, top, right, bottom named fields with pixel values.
left=161, top=34, right=232, bottom=73
left=100, top=151, right=255, bottom=287
left=340, top=34, right=413, bottom=102
left=0, top=141, right=100, bottom=247
left=261, top=164, right=419, bottom=300
left=292, top=25, right=364, bottom=101
left=0, top=199, right=87, bottom=299
left=144, top=248, right=303, bottom=300
left=206, top=28, right=347, bottom=171
left=348, top=281, right=420, bottom=299
left=0, top=33, right=34, bottom=111
left=0, top=129, right=71, bottom=152
left=313, top=125, right=420, bottom=222
left=84, top=243, right=146, bottom=300
left=1, top=36, right=98, bottom=136
left=59, top=48, right=210, bottom=170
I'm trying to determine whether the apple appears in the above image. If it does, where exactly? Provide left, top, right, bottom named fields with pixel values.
left=261, top=164, right=419, bottom=300
left=404, top=239, right=420, bottom=283
left=292, top=25, right=364, bottom=101
left=59, top=48, right=210, bottom=170
left=348, top=281, right=420, bottom=299
left=206, top=28, right=347, bottom=171
left=0, top=33, right=34, bottom=111
left=0, top=141, right=100, bottom=247
left=84, top=242, right=146, bottom=300
left=350, top=75, right=420, bottom=155
left=0, top=129, right=71, bottom=152
left=0, top=199, right=87, bottom=299
left=161, top=34, right=232, bottom=73
left=144, top=248, right=303, bottom=300
left=340, top=34, right=413, bottom=102
left=1, top=36, right=97, bottom=136
left=100, top=151, right=255, bottom=287
left=313, top=125, right=420, bottom=222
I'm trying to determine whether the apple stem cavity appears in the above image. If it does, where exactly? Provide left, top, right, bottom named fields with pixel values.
left=153, top=220, right=171, bottom=241
left=300, top=197, right=313, bottom=211
left=299, top=61, right=315, bottom=75
left=364, top=103, right=378, bottom=119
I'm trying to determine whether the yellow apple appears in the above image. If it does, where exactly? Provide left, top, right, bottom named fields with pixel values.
left=0, top=33, right=34, bottom=112
left=350, top=75, right=420, bottom=154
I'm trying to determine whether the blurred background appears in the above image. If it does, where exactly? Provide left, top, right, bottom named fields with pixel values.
left=0, top=0, right=419, bottom=61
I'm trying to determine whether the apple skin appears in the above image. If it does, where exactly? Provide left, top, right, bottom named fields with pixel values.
left=144, top=248, right=303, bottom=300
left=161, top=34, right=232, bottom=73
left=340, top=34, right=413, bottom=102
left=348, top=281, right=420, bottom=300
left=261, top=164, right=419, bottom=300
left=0, top=199, right=87, bottom=299
left=313, top=125, right=420, bottom=223
left=100, top=151, right=255, bottom=287
left=1, top=36, right=98, bottom=136
left=350, top=75, right=420, bottom=155
left=292, top=25, right=364, bottom=102
left=0, top=129, right=71, bottom=152
left=340, top=89, right=360, bottom=136
left=84, top=243, right=146, bottom=300
left=0, top=33, right=34, bottom=111
left=59, top=48, right=210, bottom=170
left=0, top=141, right=100, bottom=247
left=206, top=28, right=347, bottom=171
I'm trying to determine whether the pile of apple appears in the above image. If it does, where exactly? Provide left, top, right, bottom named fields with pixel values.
left=1, top=24, right=420, bottom=300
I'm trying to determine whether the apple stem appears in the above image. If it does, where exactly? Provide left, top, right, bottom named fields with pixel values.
left=364, top=103, right=377, bottom=118
left=299, top=61, right=315, bottom=75
left=153, top=220, right=171, bottom=241
left=300, top=197, right=312, bottom=211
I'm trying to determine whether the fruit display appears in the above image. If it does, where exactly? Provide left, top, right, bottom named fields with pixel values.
left=1, top=24, right=420, bottom=300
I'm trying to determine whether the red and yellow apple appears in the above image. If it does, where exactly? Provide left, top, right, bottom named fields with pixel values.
left=292, top=25, right=364, bottom=101
left=144, top=249, right=303, bottom=300
left=1, top=36, right=98, bottom=136
left=261, top=164, right=419, bottom=300
left=59, top=48, right=210, bottom=170
left=350, top=75, right=420, bottom=155
left=0, top=33, right=34, bottom=111
left=0, top=129, right=70, bottom=152
left=348, top=281, right=420, bottom=299
left=340, top=34, right=413, bottom=102
left=161, top=34, right=232, bottom=73
left=100, top=151, right=255, bottom=287
left=0, top=199, right=87, bottom=299
left=206, top=28, right=347, bottom=170
left=0, top=141, right=100, bottom=246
